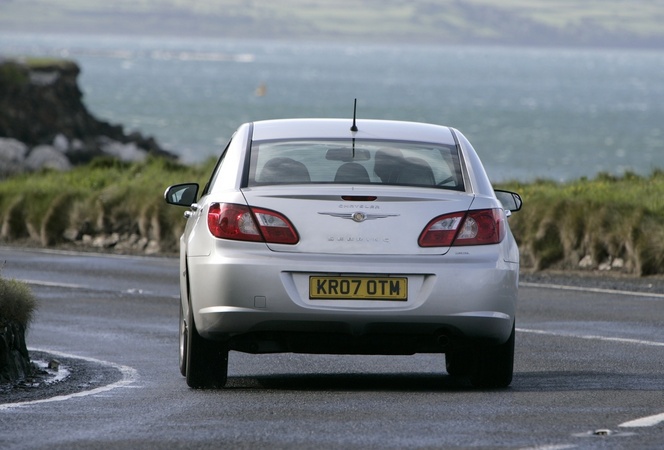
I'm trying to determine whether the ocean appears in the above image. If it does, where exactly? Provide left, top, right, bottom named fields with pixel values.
left=2, top=32, right=664, bottom=183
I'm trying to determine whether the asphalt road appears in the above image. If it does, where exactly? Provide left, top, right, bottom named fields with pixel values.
left=1, top=246, right=663, bottom=449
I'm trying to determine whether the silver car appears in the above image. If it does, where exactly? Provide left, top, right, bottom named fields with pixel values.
left=165, top=118, right=522, bottom=389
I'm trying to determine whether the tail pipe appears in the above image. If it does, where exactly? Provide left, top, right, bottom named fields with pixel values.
left=437, top=333, right=451, bottom=348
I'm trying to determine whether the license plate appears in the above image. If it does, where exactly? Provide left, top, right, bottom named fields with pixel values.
left=309, top=276, right=407, bottom=301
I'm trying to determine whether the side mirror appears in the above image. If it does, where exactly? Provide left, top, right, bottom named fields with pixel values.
left=494, top=190, right=522, bottom=213
left=164, top=183, right=199, bottom=207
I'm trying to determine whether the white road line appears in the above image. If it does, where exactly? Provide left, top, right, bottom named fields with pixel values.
left=518, top=445, right=576, bottom=450
left=0, top=348, right=138, bottom=411
left=520, top=281, right=664, bottom=299
left=517, top=328, right=664, bottom=347
left=521, top=282, right=664, bottom=429
left=620, top=412, right=664, bottom=428
left=20, top=279, right=87, bottom=289
left=17, top=278, right=179, bottom=298
left=518, top=328, right=664, bottom=430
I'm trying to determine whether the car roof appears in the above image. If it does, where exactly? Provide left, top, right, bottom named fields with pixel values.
left=250, top=118, right=457, bottom=146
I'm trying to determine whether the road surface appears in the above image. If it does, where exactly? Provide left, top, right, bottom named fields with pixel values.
left=1, top=247, right=663, bottom=449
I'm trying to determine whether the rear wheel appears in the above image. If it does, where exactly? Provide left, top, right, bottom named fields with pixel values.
left=445, top=351, right=473, bottom=377
left=185, top=304, right=229, bottom=389
left=178, top=301, right=187, bottom=376
left=468, top=324, right=515, bottom=389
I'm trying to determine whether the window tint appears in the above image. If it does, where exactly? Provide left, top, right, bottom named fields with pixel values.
left=247, top=139, right=464, bottom=190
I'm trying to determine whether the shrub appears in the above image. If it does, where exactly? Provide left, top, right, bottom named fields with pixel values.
left=0, top=275, right=37, bottom=328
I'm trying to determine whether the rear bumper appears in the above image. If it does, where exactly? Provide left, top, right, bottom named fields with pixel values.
left=201, top=312, right=513, bottom=355
left=187, top=247, right=518, bottom=354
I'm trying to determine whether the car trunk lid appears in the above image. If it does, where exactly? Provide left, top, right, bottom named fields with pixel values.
left=241, top=185, right=474, bottom=255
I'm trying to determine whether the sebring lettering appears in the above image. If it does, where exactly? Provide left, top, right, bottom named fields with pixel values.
left=327, top=236, right=390, bottom=243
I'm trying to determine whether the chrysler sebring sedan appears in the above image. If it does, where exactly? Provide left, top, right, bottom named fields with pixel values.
left=165, top=118, right=522, bottom=389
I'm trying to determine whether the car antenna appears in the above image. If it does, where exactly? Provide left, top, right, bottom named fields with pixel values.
left=350, top=98, right=358, bottom=132
left=349, top=99, right=359, bottom=157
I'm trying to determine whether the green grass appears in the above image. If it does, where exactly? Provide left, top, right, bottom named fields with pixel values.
left=2, top=158, right=664, bottom=275
left=498, top=170, right=664, bottom=275
left=0, top=156, right=216, bottom=252
left=20, top=57, right=79, bottom=71
left=0, top=275, right=36, bottom=328
left=0, top=58, right=79, bottom=91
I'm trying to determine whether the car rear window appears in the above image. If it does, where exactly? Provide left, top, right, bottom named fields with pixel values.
left=246, top=139, right=464, bottom=191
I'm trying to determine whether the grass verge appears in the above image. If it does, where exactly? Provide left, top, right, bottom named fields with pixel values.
left=0, top=156, right=216, bottom=254
left=1, top=157, right=664, bottom=275
left=499, top=170, right=664, bottom=275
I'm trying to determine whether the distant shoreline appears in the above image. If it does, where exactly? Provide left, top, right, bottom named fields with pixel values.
left=2, top=0, right=664, bottom=50
left=2, top=29, right=663, bottom=51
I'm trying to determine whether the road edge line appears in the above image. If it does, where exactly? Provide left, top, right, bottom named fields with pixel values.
left=0, top=348, right=138, bottom=411
left=520, top=281, right=664, bottom=299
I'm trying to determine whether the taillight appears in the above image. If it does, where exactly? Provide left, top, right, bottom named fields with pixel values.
left=419, top=209, right=505, bottom=247
left=207, top=203, right=299, bottom=244
left=251, top=207, right=299, bottom=244
left=418, top=212, right=465, bottom=247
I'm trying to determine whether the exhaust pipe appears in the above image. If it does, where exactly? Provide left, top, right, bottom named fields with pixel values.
left=437, top=334, right=451, bottom=348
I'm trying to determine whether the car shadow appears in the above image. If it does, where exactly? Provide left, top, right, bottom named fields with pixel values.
left=221, top=371, right=664, bottom=392
left=225, top=373, right=475, bottom=391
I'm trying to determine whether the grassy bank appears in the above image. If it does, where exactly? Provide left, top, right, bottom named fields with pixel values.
left=1, top=158, right=664, bottom=275
left=0, top=157, right=215, bottom=254
left=501, top=171, right=664, bottom=275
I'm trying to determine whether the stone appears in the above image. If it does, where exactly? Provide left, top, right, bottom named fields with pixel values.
left=145, top=240, right=161, bottom=255
left=0, top=137, right=28, bottom=161
left=62, top=227, right=80, bottom=242
left=0, top=138, right=28, bottom=178
left=53, top=133, right=69, bottom=152
left=598, top=259, right=612, bottom=271
left=24, top=145, right=72, bottom=171
left=98, top=137, right=147, bottom=162
left=91, top=233, right=120, bottom=248
left=578, top=255, right=594, bottom=268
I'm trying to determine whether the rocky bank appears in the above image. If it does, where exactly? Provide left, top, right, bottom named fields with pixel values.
left=0, top=322, right=33, bottom=386
left=0, top=57, right=174, bottom=179
left=0, top=56, right=175, bottom=385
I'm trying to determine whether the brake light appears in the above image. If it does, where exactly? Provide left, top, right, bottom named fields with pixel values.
left=252, top=207, right=299, bottom=244
left=341, top=196, right=377, bottom=202
left=419, top=209, right=505, bottom=247
left=207, top=203, right=299, bottom=244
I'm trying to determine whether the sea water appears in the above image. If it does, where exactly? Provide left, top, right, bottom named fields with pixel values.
left=2, top=32, right=663, bottom=182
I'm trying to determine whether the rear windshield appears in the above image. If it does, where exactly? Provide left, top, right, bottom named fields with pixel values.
left=246, top=139, right=464, bottom=191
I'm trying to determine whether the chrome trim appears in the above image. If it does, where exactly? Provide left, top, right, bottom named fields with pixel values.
left=318, top=212, right=400, bottom=222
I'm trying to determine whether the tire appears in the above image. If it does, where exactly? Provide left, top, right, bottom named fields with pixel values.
left=468, top=324, right=515, bottom=389
left=185, top=304, right=229, bottom=389
left=445, top=351, right=473, bottom=377
left=178, top=301, right=187, bottom=376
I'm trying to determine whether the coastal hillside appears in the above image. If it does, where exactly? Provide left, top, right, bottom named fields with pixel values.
left=1, top=0, right=663, bottom=48
left=0, top=58, right=172, bottom=179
